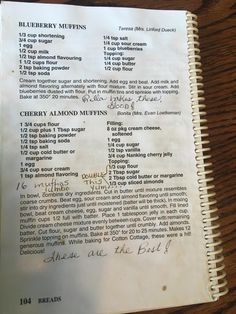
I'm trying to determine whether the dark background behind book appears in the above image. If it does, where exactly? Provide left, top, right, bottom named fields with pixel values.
left=5, top=0, right=236, bottom=313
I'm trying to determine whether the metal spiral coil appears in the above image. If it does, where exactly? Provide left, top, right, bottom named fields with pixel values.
left=186, top=12, right=228, bottom=300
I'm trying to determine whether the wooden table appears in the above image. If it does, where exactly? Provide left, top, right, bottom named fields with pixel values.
left=9, top=0, right=236, bottom=313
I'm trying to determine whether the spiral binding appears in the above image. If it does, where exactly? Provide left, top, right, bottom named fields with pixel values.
left=186, top=12, right=228, bottom=300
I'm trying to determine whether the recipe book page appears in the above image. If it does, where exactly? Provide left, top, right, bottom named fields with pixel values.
left=0, top=2, right=211, bottom=314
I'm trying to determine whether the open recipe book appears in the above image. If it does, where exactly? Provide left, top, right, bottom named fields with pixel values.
left=0, top=1, right=228, bottom=314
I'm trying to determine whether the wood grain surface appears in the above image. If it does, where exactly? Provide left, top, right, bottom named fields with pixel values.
left=6, top=0, right=236, bottom=313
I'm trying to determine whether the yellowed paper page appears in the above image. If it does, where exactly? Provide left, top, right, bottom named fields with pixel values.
left=0, top=2, right=212, bottom=314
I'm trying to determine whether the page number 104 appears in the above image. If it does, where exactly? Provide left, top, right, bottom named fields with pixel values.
left=20, top=297, right=31, bottom=305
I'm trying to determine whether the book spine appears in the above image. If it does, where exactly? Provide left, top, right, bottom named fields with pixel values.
left=186, top=12, right=228, bottom=300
